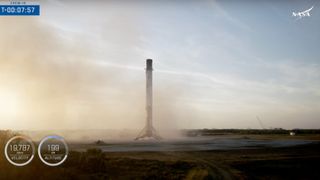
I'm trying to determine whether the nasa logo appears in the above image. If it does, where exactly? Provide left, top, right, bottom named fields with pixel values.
left=292, top=6, right=314, bottom=20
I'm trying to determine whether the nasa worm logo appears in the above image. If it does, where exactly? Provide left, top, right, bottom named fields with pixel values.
left=292, top=6, right=314, bottom=20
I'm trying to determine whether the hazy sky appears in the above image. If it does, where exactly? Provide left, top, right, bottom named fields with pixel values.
left=0, top=0, right=319, bottom=130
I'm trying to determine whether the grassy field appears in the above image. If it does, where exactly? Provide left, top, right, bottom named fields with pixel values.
left=1, top=130, right=320, bottom=179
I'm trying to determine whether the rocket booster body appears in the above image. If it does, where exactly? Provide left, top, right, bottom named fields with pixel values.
left=146, top=59, right=153, bottom=135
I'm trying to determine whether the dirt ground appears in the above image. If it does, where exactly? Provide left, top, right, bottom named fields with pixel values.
left=1, top=134, right=320, bottom=179
left=102, top=141, right=320, bottom=179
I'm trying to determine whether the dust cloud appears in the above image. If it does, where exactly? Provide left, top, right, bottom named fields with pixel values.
left=0, top=15, right=184, bottom=140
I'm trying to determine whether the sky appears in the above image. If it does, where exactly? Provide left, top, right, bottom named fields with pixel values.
left=0, top=0, right=319, bottom=130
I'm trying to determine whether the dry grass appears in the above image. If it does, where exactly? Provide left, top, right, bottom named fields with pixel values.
left=1, top=130, right=320, bottom=179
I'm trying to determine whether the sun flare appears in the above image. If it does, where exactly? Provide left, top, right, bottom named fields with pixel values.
left=0, top=89, right=21, bottom=118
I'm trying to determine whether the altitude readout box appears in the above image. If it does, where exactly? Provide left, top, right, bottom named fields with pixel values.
left=38, top=135, right=69, bottom=166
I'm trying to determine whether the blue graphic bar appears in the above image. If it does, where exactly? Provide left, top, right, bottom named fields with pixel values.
left=0, top=5, right=40, bottom=16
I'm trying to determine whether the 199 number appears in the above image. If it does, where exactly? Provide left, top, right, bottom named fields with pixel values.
left=48, top=145, right=60, bottom=152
